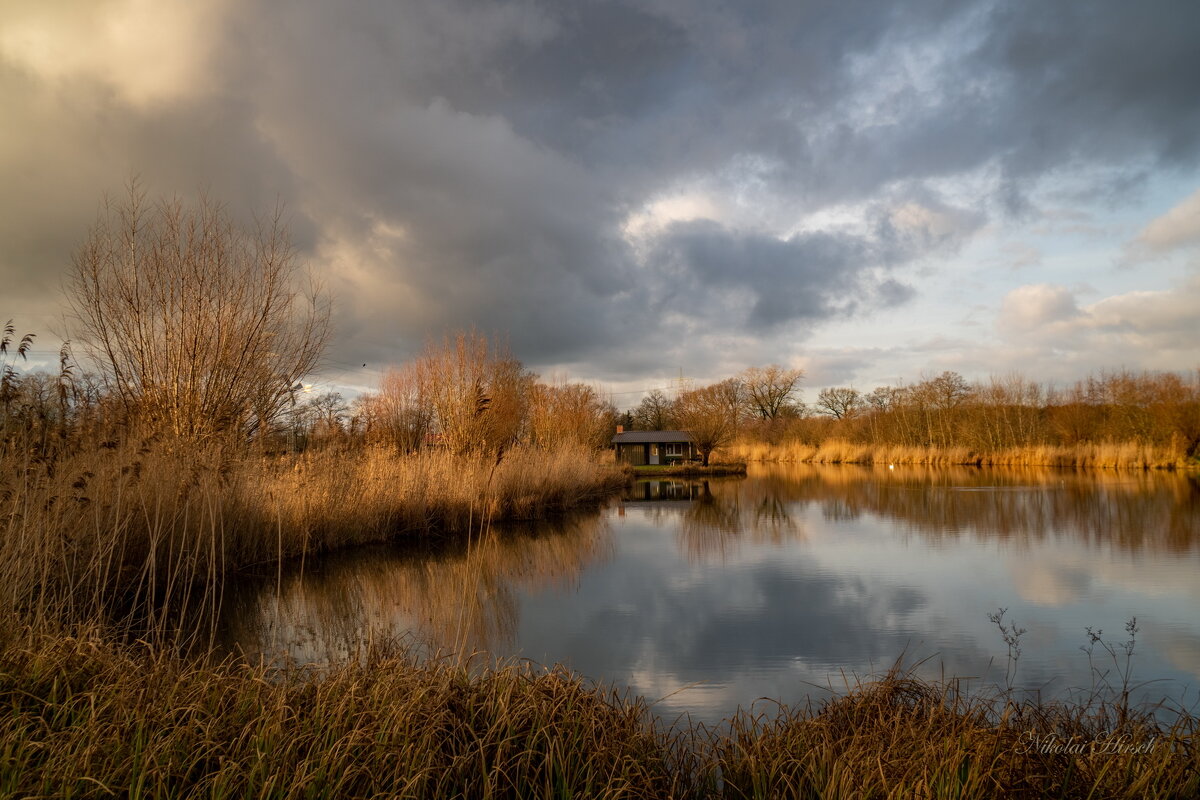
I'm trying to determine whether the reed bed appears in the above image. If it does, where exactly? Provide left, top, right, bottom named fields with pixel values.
left=726, top=439, right=1193, bottom=469
left=0, top=629, right=692, bottom=800
left=1, top=631, right=1195, bottom=799
left=711, top=669, right=1198, bottom=799
left=0, top=441, right=625, bottom=629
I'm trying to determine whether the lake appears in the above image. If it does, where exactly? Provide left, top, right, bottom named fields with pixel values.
left=219, top=464, right=1200, bottom=723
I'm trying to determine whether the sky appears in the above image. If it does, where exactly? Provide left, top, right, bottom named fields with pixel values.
left=2, top=0, right=1199, bottom=406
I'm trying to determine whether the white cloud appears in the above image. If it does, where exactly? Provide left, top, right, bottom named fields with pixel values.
left=994, top=277, right=1200, bottom=374
left=1133, top=187, right=1200, bottom=255
left=996, top=284, right=1081, bottom=336
left=621, top=192, right=724, bottom=241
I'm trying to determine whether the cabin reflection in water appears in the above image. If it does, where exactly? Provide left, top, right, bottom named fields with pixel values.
left=624, top=479, right=706, bottom=502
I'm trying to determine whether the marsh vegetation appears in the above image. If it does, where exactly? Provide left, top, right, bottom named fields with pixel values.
left=2, top=188, right=1197, bottom=798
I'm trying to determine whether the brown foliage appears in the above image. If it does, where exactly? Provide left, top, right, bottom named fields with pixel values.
left=67, top=183, right=330, bottom=441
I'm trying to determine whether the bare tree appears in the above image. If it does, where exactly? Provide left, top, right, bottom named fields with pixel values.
left=741, top=365, right=804, bottom=420
left=67, top=184, right=330, bottom=440
left=371, top=363, right=434, bottom=451
left=306, top=391, right=349, bottom=439
left=674, top=383, right=737, bottom=466
left=712, top=377, right=747, bottom=428
left=416, top=330, right=531, bottom=456
left=527, top=381, right=616, bottom=449
left=632, top=389, right=674, bottom=430
left=815, top=387, right=862, bottom=419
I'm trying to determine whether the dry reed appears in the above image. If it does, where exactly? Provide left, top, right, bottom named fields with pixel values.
left=710, top=666, right=1198, bottom=799
left=1, top=632, right=1194, bottom=799
left=0, top=629, right=691, bottom=800
left=0, top=441, right=625, bottom=630
left=725, top=439, right=1194, bottom=470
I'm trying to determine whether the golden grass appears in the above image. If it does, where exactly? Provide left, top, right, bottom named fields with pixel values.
left=725, top=438, right=1194, bottom=469
left=1, top=631, right=1194, bottom=800
left=711, top=669, right=1198, bottom=799
left=0, top=629, right=691, bottom=800
left=0, top=441, right=625, bottom=629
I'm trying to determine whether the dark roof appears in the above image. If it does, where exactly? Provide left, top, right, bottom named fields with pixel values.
left=611, top=430, right=695, bottom=444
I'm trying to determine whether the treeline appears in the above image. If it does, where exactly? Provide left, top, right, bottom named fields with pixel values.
left=620, top=367, right=1200, bottom=465
left=621, top=366, right=804, bottom=464
left=801, top=370, right=1200, bottom=457
left=289, top=332, right=619, bottom=455
left=0, top=331, right=618, bottom=459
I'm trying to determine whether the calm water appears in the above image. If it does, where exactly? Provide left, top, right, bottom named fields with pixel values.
left=220, top=464, right=1200, bottom=722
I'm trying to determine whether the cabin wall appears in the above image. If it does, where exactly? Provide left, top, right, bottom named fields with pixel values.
left=616, top=443, right=648, bottom=465
left=614, top=438, right=696, bottom=465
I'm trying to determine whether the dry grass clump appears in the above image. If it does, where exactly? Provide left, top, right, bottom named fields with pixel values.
left=0, top=630, right=692, bottom=800
left=726, top=439, right=1192, bottom=469
left=2, top=634, right=1195, bottom=800
left=710, top=669, right=1199, bottom=799
left=0, top=440, right=625, bottom=629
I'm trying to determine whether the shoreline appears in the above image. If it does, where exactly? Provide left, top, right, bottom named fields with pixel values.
left=627, top=462, right=748, bottom=478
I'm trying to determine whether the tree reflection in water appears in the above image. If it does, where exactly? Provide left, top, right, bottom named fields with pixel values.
left=220, top=512, right=614, bottom=666
left=746, top=464, right=1200, bottom=553
left=219, top=465, right=1200, bottom=711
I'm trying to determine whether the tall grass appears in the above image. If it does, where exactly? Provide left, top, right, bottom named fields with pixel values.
left=0, top=440, right=625, bottom=631
left=710, top=667, right=1197, bottom=799
left=1, top=631, right=1194, bottom=799
left=0, top=630, right=692, bottom=800
left=725, top=438, right=1193, bottom=469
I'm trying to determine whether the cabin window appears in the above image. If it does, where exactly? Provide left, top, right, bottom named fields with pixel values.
left=665, top=443, right=684, bottom=456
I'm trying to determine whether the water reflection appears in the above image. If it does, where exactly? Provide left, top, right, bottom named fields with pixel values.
left=753, top=464, right=1200, bottom=553
left=221, top=465, right=1200, bottom=722
left=221, top=513, right=613, bottom=664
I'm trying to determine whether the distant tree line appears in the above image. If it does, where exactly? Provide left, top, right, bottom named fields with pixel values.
left=621, top=366, right=805, bottom=464
left=330, top=331, right=619, bottom=455
left=1, top=326, right=619, bottom=458
left=804, top=370, right=1200, bottom=457
left=620, top=366, right=1200, bottom=460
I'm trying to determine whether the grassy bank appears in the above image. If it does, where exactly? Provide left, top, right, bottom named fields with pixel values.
left=1, top=631, right=1195, bottom=799
left=0, top=442, right=625, bottom=628
left=725, top=439, right=1196, bottom=470
left=630, top=463, right=748, bottom=478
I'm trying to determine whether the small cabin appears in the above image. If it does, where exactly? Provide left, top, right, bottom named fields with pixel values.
left=611, top=429, right=697, bottom=465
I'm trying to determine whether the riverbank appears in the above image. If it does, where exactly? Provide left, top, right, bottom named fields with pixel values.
left=0, top=442, right=625, bottom=628
left=725, top=439, right=1198, bottom=470
left=629, top=462, right=748, bottom=478
left=1, top=631, right=1194, bottom=799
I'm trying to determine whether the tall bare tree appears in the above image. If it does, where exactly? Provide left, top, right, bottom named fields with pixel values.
left=815, top=387, right=862, bottom=419
left=527, top=381, right=616, bottom=449
left=674, top=383, right=737, bottom=466
left=370, top=362, right=435, bottom=451
left=741, top=365, right=804, bottom=420
left=68, top=185, right=330, bottom=440
left=632, top=388, right=674, bottom=430
left=415, top=330, right=531, bottom=456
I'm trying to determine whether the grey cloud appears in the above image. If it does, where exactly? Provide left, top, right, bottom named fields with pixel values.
left=2, top=0, right=1198, bottom=384
left=652, top=222, right=869, bottom=330
left=645, top=193, right=973, bottom=333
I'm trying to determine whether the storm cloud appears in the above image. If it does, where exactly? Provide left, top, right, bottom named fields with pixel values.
left=2, top=0, right=1198, bottom=390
